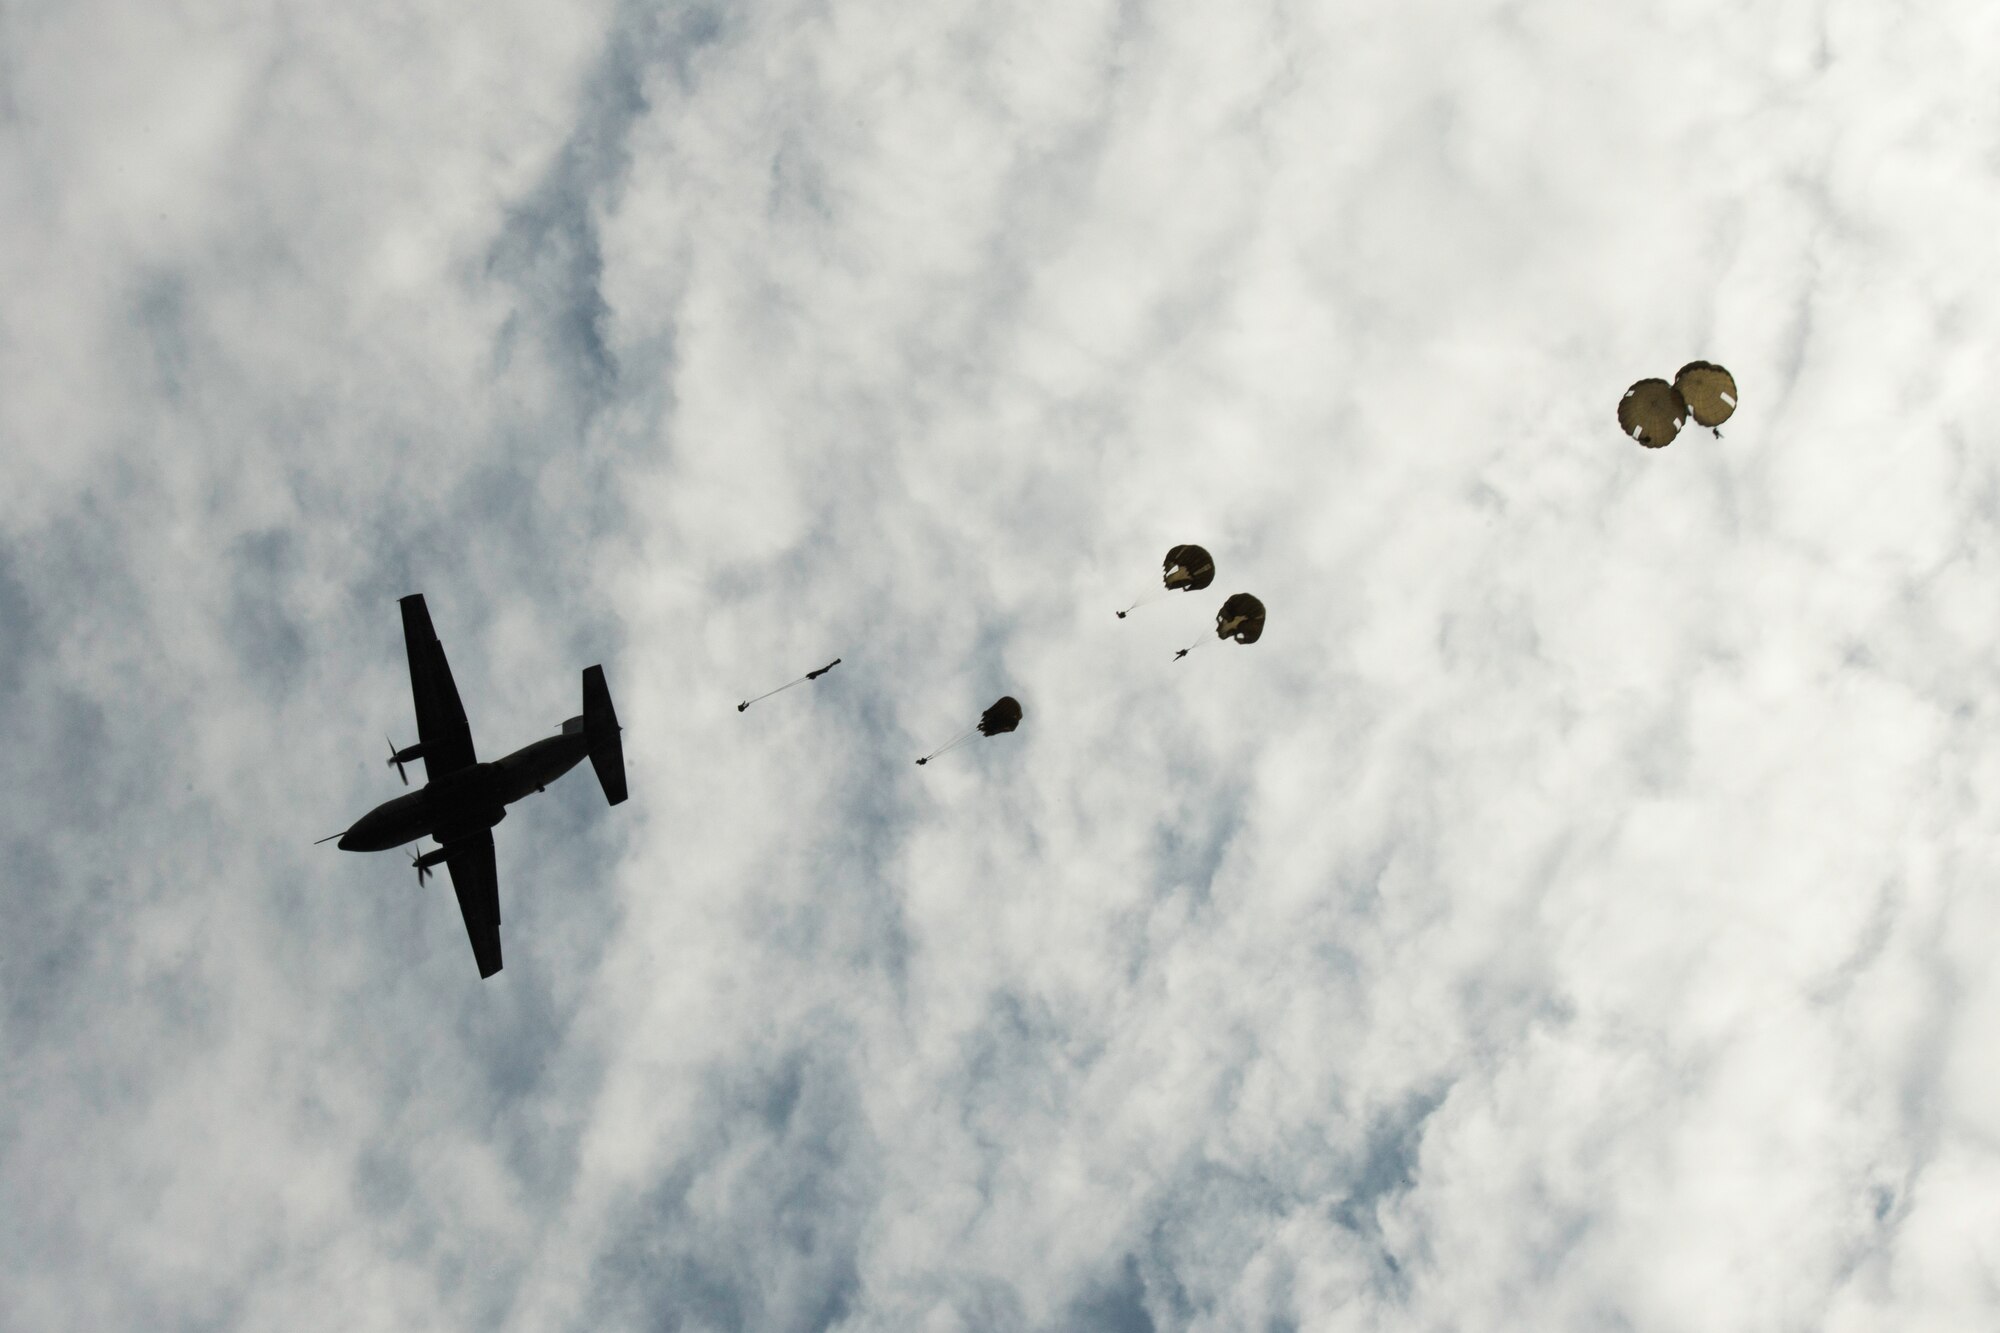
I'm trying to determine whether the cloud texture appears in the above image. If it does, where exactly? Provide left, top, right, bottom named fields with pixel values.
left=5, top=0, right=2000, bottom=1328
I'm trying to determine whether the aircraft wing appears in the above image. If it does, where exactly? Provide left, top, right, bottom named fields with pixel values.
left=399, top=594, right=476, bottom=779
left=443, top=832, right=503, bottom=979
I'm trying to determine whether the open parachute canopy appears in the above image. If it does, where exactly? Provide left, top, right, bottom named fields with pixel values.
left=1617, top=378, right=1688, bottom=449
left=1673, top=361, right=1737, bottom=430
left=1162, top=545, right=1216, bottom=592
left=979, top=696, right=1023, bottom=736
left=1215, top=593, right=1266, bottom=644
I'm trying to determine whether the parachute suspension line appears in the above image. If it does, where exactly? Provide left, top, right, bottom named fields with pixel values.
left=738, top=675, right=809, bottom=712
left=933, top=733, right=982, bottom=761
left=916, top=724, right=980, bottom=765
left=1173, top=634, right=1215, bottom=661
left=1116, top=588, right=1170, bottom=619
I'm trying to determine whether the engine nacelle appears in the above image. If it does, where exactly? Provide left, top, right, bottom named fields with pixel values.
left=386, top=738, right=427, bottom=784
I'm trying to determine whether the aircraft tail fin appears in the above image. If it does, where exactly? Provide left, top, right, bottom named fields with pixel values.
left=582, top=665, right=627, bottom=806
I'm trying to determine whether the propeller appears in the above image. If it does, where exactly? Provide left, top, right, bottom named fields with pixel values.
left=386, top=736, right=414, bottom=785
left=408, top=844, right=433, bottom=885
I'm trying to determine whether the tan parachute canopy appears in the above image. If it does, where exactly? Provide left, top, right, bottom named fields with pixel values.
left=1162, top=545, right=1215, bottom=592
left=1673, top=361, right=1737, bottom=432
left=1617, top=378, right=1688, bottom=449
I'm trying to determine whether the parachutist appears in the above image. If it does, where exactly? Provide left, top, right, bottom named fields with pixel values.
left=1619, top=363, right=1735, bottom=450
left=1177, top=594, right=1265, bottom=658
left=916, top=697, right=1021, bottom=765
left=1118, top=545, right=1215, bottom=620
left=739, top=658, right=840, bottom=711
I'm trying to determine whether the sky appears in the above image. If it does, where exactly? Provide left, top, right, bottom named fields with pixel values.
left=4, top=0, right=2000, bottom=1329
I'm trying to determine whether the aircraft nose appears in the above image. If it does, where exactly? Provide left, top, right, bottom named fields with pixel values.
left=336, top=829, right=356, bottom=850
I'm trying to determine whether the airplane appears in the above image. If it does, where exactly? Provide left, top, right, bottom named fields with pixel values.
left=324, top=594, right=627, bottom=978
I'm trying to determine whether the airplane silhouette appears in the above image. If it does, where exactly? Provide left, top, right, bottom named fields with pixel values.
left=324, top=594, right=626, bottom=978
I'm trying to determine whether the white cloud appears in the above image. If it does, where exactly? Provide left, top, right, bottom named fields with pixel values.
left=5, top=0, right=2000, bottom=1329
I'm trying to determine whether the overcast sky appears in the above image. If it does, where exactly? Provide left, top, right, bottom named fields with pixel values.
left=5, top=0, right=2000, bottom=1329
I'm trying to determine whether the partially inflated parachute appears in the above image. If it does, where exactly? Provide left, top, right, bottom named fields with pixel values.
left=917, top=695, right=1023, bottom=764
left=1119, top=544, right=1217, bottom=618
left=978, top=696, right=1022, bottom=736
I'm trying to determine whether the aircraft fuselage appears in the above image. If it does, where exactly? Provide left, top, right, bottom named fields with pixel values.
left=338, top=731, right=591, bottom=852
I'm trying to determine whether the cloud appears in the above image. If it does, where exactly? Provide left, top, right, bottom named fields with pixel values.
left=6, top=0, right=2000, bottom=1330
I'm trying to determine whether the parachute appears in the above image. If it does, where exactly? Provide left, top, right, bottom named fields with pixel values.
left=917, top=695, right=1023, bottom=764
left=1162, top=545, right=1215, bottom=592
left=1119, top=544, right=1217, bottom=618
left=978, top=695, right=1023, bottom=735
left=1177, top=593, right=1266, bottom=659
left=1617, top=378, right=1688, bottom=449
left=1673, top=361, right=1737, bottom=434
left=1215, top=593, right=1265, bottom=643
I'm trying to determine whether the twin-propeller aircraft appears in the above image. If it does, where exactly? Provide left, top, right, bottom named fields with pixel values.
left=323, top=595, right=626, bottom=978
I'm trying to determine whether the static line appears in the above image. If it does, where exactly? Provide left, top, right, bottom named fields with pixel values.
left=739, top=659, right=842, bottom=712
